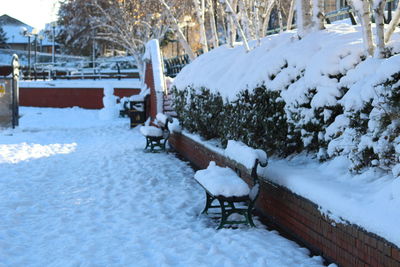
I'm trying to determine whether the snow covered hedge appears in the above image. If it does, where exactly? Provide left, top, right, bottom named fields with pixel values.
left=172, top=24, right=400, bottom=176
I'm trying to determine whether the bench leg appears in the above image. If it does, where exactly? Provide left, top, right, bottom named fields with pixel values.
left=217, top=199, right=228, bottom=230
left=216, top=200, right=256, bottom=229
left=246, top=204, right=256, bottom=227
left=162, top=139, right=168, bottom=151
left=201, top=192, right=214, bottom=214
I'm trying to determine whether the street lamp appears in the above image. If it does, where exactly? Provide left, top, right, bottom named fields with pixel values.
left=38, top=34, right=44, bottom=53
left=20, top=27, right=37, bottom=80
left=51, top=21, right=57, bottom=65
left=31, top=28, right=39, bottom=80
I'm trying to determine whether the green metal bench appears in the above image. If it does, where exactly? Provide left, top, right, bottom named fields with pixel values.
left=140, top=113, right=173, bottom=152
left=194, top=158, right=268, bottom=229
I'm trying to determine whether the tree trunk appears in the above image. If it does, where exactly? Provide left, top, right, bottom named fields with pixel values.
left=384, top=1, right=400, bottom=43
left=350, top=0, right=374, bottom=56
left=261, top=0, right=276, bottom=36
left=207, top=0, right=219, bottom=48
left=193, top=0, right=209, bottom=53
left=287, top=0, right=295, bottom=30
left=296, top=0, right=312, bottom=36
left=255, top=2, right=261, bottom=43
left=224, top=0, right=250, bottom=51
left=373, top=0, right=387, bottom=58
left=160, top=0, right=196, bottom=60
left=132, top=51, right=144, bottom=82
left=277, top=0, right=284, bottom=32
left=239, top=0, right=252, bottom=40
left=312, top=0, right=325, bottom=30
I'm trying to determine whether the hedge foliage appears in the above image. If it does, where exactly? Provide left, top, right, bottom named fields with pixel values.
left=172, top=85, right=299, bottom=156
left=171, top=72, right=400, bottom=176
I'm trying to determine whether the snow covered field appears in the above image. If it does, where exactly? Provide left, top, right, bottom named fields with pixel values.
left=0, top=107, right=327, bottom=266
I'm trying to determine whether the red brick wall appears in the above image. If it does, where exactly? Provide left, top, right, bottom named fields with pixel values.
left=20, top=87, right=140, bottom=109
left=169, top=132, right=400, bottom=267
left=20, top=87, right=104, bottom=109
left=144, top=62, right=158, bottom=118
left=114, top=88, right=141, bottom=99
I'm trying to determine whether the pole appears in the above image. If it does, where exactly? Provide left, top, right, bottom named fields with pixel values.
left=92, top=31, right=96, bottom=79
left=27, top=35, right=31, bottom=79
left=11, top=55, right=19, bottom=128
left=34, top=35, right=37, bottom=80
left=52, top=25, right=55, bottom=64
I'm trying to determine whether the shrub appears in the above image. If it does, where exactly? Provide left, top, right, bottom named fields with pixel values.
left=172, top=84, right=295, bottom=156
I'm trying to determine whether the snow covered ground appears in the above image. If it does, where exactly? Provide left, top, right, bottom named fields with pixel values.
left=0, top=107, right=327, bottom=266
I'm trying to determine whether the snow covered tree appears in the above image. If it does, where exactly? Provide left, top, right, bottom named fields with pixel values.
left=312, top=0, right=325, bottom=31
left=207, top=0, right=219, bottom=48
left=286, top=0, right=295, bottom=30
left=373, top=0, right=387, bottom=58
left=0, top=26, right=7, bottom=48
left=193, top=0, right=209, bottom=53
left=57, top=0, right=111, bottom=55
left=92, top=0, right=170, bottom=79
left=296, top=0, right=312, bottom=36
left=159, top=0, right=196, bottom=60
left=349, top=0, right=374, bottom=56
left=385, top=2, right=400, bottom=43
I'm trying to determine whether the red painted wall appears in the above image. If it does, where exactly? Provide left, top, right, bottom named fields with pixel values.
left=20, top=87, right=140, bottom=109
left=144, top=62, right=157, bottom=118
left=114, top=88, right=141, bottom=99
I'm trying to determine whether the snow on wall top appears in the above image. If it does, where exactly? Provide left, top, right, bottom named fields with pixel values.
left=173, top=24, right=368, bottom=101
left=225, top=140, right=268, bottom=170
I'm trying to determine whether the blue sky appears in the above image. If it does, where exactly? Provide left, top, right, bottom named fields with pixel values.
left=2, top=0, right=59, bottom=30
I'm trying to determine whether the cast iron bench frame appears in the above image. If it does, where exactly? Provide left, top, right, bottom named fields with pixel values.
left=197, top=159, right=268, bottom=229
left=143, top=116, right=173, bottom=152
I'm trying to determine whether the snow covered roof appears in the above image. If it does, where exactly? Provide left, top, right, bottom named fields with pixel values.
left=0, top=14, right=33, bottom=44
left=0, top=14, right=56, bottom=46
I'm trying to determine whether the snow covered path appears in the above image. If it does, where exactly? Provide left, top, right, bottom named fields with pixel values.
left=0, top=108, right=326, bottom=266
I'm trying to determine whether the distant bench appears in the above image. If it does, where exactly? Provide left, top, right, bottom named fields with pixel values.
left=140, top=113, right=172, bottom=152
left=194, top=156, right=268, bottom=229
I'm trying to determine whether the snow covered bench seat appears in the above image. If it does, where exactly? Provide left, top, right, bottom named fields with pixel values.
left=194, top=157, right=267, bottom=229
left=140, top=113, right=173, bottom=152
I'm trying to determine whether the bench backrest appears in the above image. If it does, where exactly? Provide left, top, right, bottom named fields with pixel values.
left=158, top=116, right=173, bottom=131
left=249, top=158, right=268, bottom=201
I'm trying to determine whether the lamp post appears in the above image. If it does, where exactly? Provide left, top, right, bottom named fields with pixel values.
left=38, top=34, right=44, bottom=53
left=20, top=27, right=36, bottom=80
left=51, top=22, right=57, bottom=65
left=32, top=28, right=38, bottom=80
left=92, top=29, right=96, bottom=77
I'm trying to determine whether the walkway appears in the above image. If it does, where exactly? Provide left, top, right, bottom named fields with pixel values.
left=0, top=107, right=327, bottom=266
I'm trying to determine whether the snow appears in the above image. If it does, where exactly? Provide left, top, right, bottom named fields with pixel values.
left=225, top=140, right=268, bottom=169
left=0, top=107, right=326, bottom=266
left=156, top=112, right=169, bottom=125
left=99, top=85, right=118, bottom=120
left=173, top=24, right=400, bottom=105
left=169, top=118, right=182, bottom=133
left=2, top=25, right=33, bottom=44
left=263, top=155, right=400, bottom=247
left=20, top=79, right=142, bottom=89
left=177, top=130, right=400, bottom=248
left=172, top=22, right=400, bottom=247
left=139, top=125, right=163, bottom=137
left=194, top=161, right=250, bottom=197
